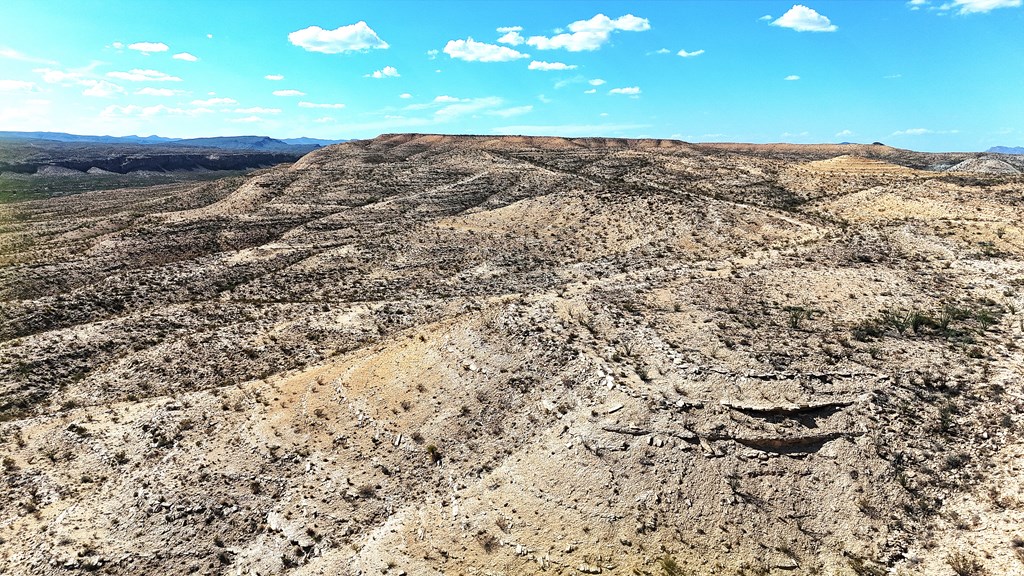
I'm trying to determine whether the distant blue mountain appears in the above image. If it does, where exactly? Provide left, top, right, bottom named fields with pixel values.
left=281, top=137, right=349, bottom=146
left=0, top=131, right=345, bottom=150
left=988, top=146, right=1024, bottom=155
left=0, top=131, right=178, bottom=145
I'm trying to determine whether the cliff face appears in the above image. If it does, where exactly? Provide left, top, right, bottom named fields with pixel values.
left=1, top=135, right=1023, bottom=575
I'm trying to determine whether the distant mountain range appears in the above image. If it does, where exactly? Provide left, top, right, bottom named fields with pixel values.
left=988, top=146, right=1024, bottom=155
left=0, top=131, right=348, bottom=151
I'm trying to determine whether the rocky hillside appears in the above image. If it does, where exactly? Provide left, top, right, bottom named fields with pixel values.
left=1, top=134, right=1022, bottom=575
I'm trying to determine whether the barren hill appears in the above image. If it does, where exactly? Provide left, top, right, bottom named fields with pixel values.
left=1, top=135, right=1023, bottom=575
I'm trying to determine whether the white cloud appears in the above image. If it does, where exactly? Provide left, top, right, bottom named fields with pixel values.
left=172, top=52, right=198, bottom=62
left=288, top=22, right=389, bottom=53
left=488, top=105, right=533, bottom=117
left=314, top=116, right=334, bottom=123
left=677, top=49, right=705, bottom=57
left=836, top=129, right=855, bottom=137
left=526, top=13, right=650, bottom=52
left=229, top=116, right=264, bottom=123
left=102, top=104, right=212, bottom=117
left=771, top=5, right=838, bottom=32
left=107, top=69, right=182, bottom=82
left=111, top=42, right=124, bottom=49
left=273, top=89, right=305, bottom=96
left=609, top=86, right=641, bottom=95
left=588, top=78, right=606, bottom=86
left=399, top=92, right=412, bottom=99
left=0, top=79, right=35, bottom=91
left=497, top=30, right=526, bottom=45
left=650, top=48, right=671, bottom=55
left=35, top=67, right=84, bottom=84
left=435, top=96, right=503, bottom=119
left=82, top=80, right=124, bottom=97
left=233, top=107, right=281, bottom=114
left=191, top=97, right=237, bottom=106
left=206, top=33, right=213, bottom=39
left=491, top=123, right=651, bottom=137
left=265, top=74, right=284, bottom=81
left=135, top=87, right=179, bottom=96
left=426, top=49, right=439, bottom=59
left=365, top=65, right=399, bottom=78
left=496, top=26, right=522, bottom=33
left=444, top=37, right=529, bottom=62
left=890, top=127, right=959, bottom=136
left=584, top=88, right=597, bottom=94
left=128, top=42, right=169, bottom=53
left=433, top=95, right=466, bottom=103
left=299, top=101, right=345, bottom=108
left=528, top=60, right=577, bottom=71
left=758, top=14, right=774, bottom=20
left=0, top=47, right=57, bottom=64
left=785, top=75, right=801, bottom=81
left=942, top=0, right=1021, bottom=13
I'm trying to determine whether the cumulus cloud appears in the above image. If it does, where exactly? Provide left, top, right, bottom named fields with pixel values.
left=365, top=65, right=399, bottom=78
left=528, top=60, right=577, bottom=71
left=298, top=101, right=346, bottom=108
left=527, top=13, right=650, bottom=52
left=288, top=22, right=389, bottom=53
left=135, top=87, right=179, bottom=96
left=82, top=80, right=124, bottom=97
left=233, top=107, right=281, bottom=114
left=191, top=97, right=237, bottom=106
left=677, top=49, right=704, bottom=57
left=771, top=5, right=838, bottom=32
left=497, top=27, right=526, bottom=45
left=444, top=37, right=529, bottom=62
left=0, top=79, right=35, bottom=91
left=128, top=42, right=169, bottom=53
left=107, top=69, right=182, bottom=82
left=785, top=75, right=801, bottom=80
left=265, top=74, right=284, bottom=80
left=272, top=89, right=305, bottom=96
left=609, top=86, right=640, bottom=95
left=172, top=52, right=198, bottom=61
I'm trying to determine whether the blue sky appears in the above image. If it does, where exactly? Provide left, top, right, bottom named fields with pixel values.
left=1, top=0, right=1022, bottom=151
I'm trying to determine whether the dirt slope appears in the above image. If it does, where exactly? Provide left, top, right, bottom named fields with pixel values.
left=1, top=135, right=1023, bottom=575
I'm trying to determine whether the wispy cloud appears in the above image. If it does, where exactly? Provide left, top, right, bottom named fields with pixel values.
left=172, top=52, right=198, bottom=62
left=528, top=60, right=577, bottom=71
left=491, top=123, right=651, bottom=136
left=443, top=37, right=529, bottom=62
left=588, top=79, right=606, bottom=86
left=191, top=97, right=237, bottom=106
left=890, top=127, right=959, bottom=136
left=135, top=87, right=180, bottom=96
left=527, top=13, right=650, bottom=51
left=0, top=47, right=57, bottom=65
left=677, top=49, right=705, bottom=58
left=940, top=0, right=1021, bottom=14
left=272, top=89, right=305, bottom=96
left=0, top=79, right=36, bottom=91
left=609, top=86, right=641, bottom=95
left=488, top=105, right=533, bottom=117
left=229, top=116, right=264, bottom=123
left=299, top=101, right=345, bottom=108
left=102, top=104, right=213, bottom=117
left=836, top=129, right=855, bottom=137
left=771, top=5, right=838, bottom=32
left=82, top=80, right=123, bottom=97
left=288, top=22, right=389, bottom=53
left=107, top=69, right=182, bottom=82
left=233, top=107, right=281, bottom=114
left=265, top=74, right=284, bottom=81
left=785, top=75, right=801, bottom=81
